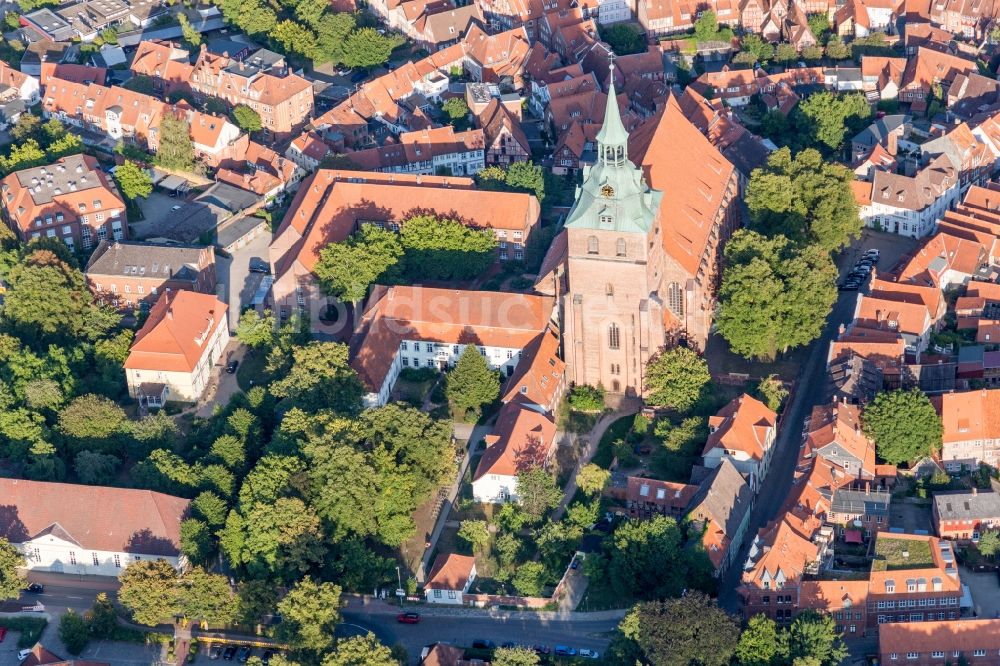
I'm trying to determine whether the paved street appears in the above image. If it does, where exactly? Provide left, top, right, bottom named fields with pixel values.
left=718, top=230, right=912, bottom=611
left=342, top=600, right=621, bottom=665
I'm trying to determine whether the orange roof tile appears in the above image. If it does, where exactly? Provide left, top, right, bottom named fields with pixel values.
left=879, top=620, right=1000, bottom=657
left=934, top=388, right=1000, bottom=444
left=704, top=393, right=777, bottom=460
left=425, top=553, right=476, bottom=590
left=501, top=327, right=565, bottom=408
left=474, top=398, right=556, bottom=479
left=124, top=290, right=227, bottom=374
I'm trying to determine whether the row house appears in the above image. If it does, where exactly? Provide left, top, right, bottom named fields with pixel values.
left=803, top=402, right=877, bottom=480
left=851, top=114, right=911, bottom=162
left=531, top=70, right=598, bottom=120
left=474, top=0, right=553, bottom=40
left=622, top=476, right=698, bottom=519
left=702, top=393, right=778, bottom=493
left=880, top=620, right=1000, bottom=665
left=828, top=486, right=891, bottom=539
left=551, top=121, right=599, bottom=175
left=187, top=45, right=314, bottom=140
left=894, top=229, right=989, bottom=290
left=853, top=292, right=935, bottom=354
left=0, top=62, right=40, bottom=110
left=347, top=126, right=486, bottom=176
left=835, top=0, right=902, bottom=37
left=858, top=154, right=959, bottom=238
left=933, top=489, right=1000, bottom=541
left=472, top=396, right=557, bottom=502
left=948, top=73, right=1000, bottom=121
left=922, top=123, right=995, bottom=195
left=216, top=141, right=301, bottom=198
left=687, top=458, right=753, bottom=577
left=933, top=388, right=1000, bottom=471
left=0, top=154, right=126, bottom=251
left=477, top=98, right=531, bottom=166
left=41, top=78, right=245, bottom=167
left=349, top=286, right=553, bottom=407
left=462, top=25, right=533, bottom=88
left=861, top=56, right=906, bottom=100
left=84, top=240, right=216, bottom=311
left=390, top=1, right=485, bottom=52
left=828, top=324, right=906, bottom=389
left=928, top=0, right=997, bottom=38
left=638, top=0, right=738, bottom=36
left=898, top=47, right=978, bottom=110
left=868, top=533, right=963, bottom=629
left=129, top=40, right=194, bottom=99
left=268, top=170, right=539, bottom=317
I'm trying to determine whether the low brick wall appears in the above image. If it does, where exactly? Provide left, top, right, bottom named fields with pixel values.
left=463, top=594, right=551, bottom=609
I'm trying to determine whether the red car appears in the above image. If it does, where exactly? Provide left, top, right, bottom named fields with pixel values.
left=396, top=612, right=421, bottom=624
left=0, top=627, right=8, bottom=642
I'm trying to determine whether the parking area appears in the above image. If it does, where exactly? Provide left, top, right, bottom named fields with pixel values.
left=188, top=642, right=284, bottom=664
left=0, top=639, right=161, bottom=666
left=960, top=567, right=1000, bottom=619
left=887, top=501, right=933, bottom=534
left=217, top=228, right=272, bottom=331
left=836, top=228, right=920, bottom=280
left=131, top=192, right=190, bottom=239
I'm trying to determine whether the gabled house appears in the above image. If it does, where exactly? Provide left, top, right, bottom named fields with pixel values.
left=933, top=489, right=1000, bottom=541
left=424, top=553, right=477, bottom=604
left=702, top=394, right=778, bottom=492
left=124, top=290, right=230, bottom=405
left=804, top=402, right=876, bottom=479
left=933, top=388, right=1000, bottom=470
left=472, top=398, right=557, bottom=503
left=687, top=458, right=753, bottom=576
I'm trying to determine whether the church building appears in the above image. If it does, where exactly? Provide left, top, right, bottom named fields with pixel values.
left=542, top=65, right=741, bottom=396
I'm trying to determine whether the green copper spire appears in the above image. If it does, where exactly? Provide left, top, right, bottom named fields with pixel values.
left=595, top=57, right=629, bottom=164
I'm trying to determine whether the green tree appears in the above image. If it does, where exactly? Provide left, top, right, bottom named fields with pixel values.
left=693, top=10, right=719, bottom=42
left=775, top=42, right=798, bottom=64
left=399, top=214, right=498, bottom=281
left=225, top=498, right=325, bottom=579
left=118, top=559, right=180, bottom=626
left=862, top=389, right=943, bottom=465
left=114, top=160, right=152, bottom=200
left=178, top=12, right=202, bottom=47
left=458, top=520, right=490, bottom=552
left=276, top=579, right=342, bottom=654
left=10, top=114, right=40, bottom=142
left=644, top=347, right=710, bottom=412
left=445, top=345, right=500, bottom=416
left=505, top=161, right=545, bottom=202
left=74, top=450, right=119, bottom=485
left=980, top=530, right=1000, bottom=557
left=607, top=516, right=686, bottom=599
left=45, top=133, right=84, bottom=160
left=600, top=23, right=645, bottom=55
left=87, top=592, right=118, bottom=638
left=270, top=342, right=363, bottom=413
left=193, top=491, right=229, bottom=527
left=633, top=593, right=740, bottom=666
left=59, top=610, right=90, bottom=655
left=493, top=646, right=541, bottom=666
left=314, top=225, right=403, bottom=305
left=824, top=37, right=850, bottom=59
left=756, top=374, right=788, bottom=411
left=801, top=44, right=825, bottom=61
left=341, top=27, right=395, bottom=69
left=715, top=231, right=837, bottom=360
left=737, top=34, right=774, bottom=64
left=180, top=518, right=213, bottom=564
left=781, top=611, right=848, bottom=666
left=516, top=467, right=561, bottom=522
left=736, top=614, right=780, bottom=666
left=441, top=97, right=469, bottom=121
left=272, top=20, right=318, bottom=60
left=178, top=567, right=238, bottom=626
left=314, top=12, right=355, bottom=64
left=155, top=114, right=196, bottom=172
left=807, top=13, right=829, bottom=37
left=567, top=384, right=605, bottom=411
left=237, top=580, right=278, bottom=625
left=512, top=561, right=546, bottom=596
left=745, top=148, right=861, bottom=251
left=795, top=91, right=872, bottom=151
left=0, top=538, right=25, bottom=600
left=58, top=393, right=127, bottom=453
left=576, top=462, right=610, bottom=496
left=323, top=633, right=396, bottom=666
left=236, top=308, right=276, bottom=350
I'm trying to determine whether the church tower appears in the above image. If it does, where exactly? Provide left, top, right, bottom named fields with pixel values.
left=561, top=64, right=667, bottom=396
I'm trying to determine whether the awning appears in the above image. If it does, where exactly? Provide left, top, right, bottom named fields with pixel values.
left=844, top=529, right=863, bottom=544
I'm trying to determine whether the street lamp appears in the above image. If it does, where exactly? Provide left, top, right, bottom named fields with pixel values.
left=395, top=566, right=404, bottom=607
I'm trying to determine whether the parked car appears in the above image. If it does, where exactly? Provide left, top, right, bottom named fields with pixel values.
left=397, top=612, right=421, bottom=624
left=839, top=281, right=860, bottom=292
left=171, top=204, right=183, bottom=211
left=222, top=646, right=237, bottom=661
left=580, top=649, right=601, bottom=659
left=261, top=651, right=273, bottom=665
left=555, top=646, right=578, bottom=656
left=237, top=647, right=252, bottom=662
left=225, top=360, right=239, bottom=374
left=570, top=557, right=580, bottom=570
left=350, top=70, right=367, bottom=83
left=471, top=639, right=495, bottom=650
left=864, top=249, right=880, bottom=259
left=17, top=649, right=31, bottom=662
left=249, top=261, right=270, bottom=274
left=23, top=583, right=43, bottom=593
left=0, top=627, right=7, bottom=642
left=209, top=645, right=223, bottom=659
left=532, top=646, right=551, bottom=656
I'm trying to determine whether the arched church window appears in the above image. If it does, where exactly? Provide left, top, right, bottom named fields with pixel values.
left=668, top=282, right=684, bottom=316
left=616, top=238, right=627, bottom=257
left=587, top=236, right=599, bottom=254
left=609, top=323, right=621, bottom=350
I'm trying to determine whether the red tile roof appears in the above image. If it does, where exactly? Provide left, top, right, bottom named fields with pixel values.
left=0, top=478, right=188, bottom=555
left=124, top=290, right=227, bottom=374
left=704, top=393, right=777, bottom=460
left=425, top=553, right=476, bottom=590
left=475, top=398, right=556, bottom=479
left=879, top=619, right=1000, bottom=657
left=501, top=327, right=565, bottom=408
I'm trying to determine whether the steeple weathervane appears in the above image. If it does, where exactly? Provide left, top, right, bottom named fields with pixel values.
left=596, top=53, right=628, bottom=168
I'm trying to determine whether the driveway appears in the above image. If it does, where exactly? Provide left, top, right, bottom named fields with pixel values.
left=961, top=567, right=1000, bottom=619
left=195, top=340, right=246, bottom=417
left=887, top=500, right=933, bottom=534
left=216, top=229, right=272, bottom=331
left=130, top=192, right=190, bottom=240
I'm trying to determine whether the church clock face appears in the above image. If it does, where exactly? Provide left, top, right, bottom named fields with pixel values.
left=601, top=184, right=615, bottom=198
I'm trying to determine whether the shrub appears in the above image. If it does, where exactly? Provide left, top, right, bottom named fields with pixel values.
left=567, top=384, right=605, bottom=412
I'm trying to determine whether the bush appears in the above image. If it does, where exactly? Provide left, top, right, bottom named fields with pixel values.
left=0, top=617, right=47, bottom=647
left=567, top=384, right=605, bottom=412
left=399, top=367, right=438, bottom=383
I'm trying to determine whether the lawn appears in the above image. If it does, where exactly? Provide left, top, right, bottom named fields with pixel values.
left=872, top=535, right=934, bottom=571
left=593, top=416, right=633, bottom=469
left=0, top=617, right=47, bottom=647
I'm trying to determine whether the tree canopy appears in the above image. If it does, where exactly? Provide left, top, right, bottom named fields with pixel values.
left=715, top=231, right=837, bottom=361
left=745, top=148, right=861, bottom=252
left=644, top=347, right=710, bottom=412
left=155, top=115, right=196, bottom=172
left=795, top=91, right=873, bottom=152
left=445, top=345, right=500, bottom=416
left=233, top=105, right=263, bottom=133
left=314, top=226, right=403, bottom=304
left=863, top=389, right=943, bottom=465
left=114, top=160, right=152, bottom=200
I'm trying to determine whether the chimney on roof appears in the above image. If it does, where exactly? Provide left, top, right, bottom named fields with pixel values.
left=167, top=308, right=173, bottom=320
